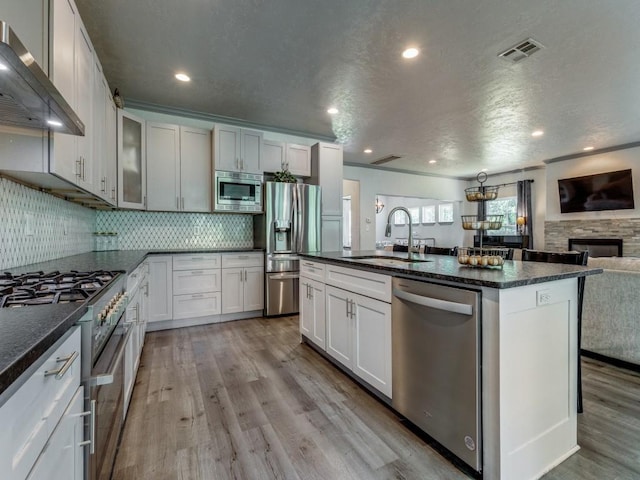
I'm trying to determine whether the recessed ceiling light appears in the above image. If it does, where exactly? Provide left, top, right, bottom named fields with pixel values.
left=428, top=159, right=437, bottom=164
left=47, top=119, right=63, bottom=127
left=327, top=107, right=339, bottom=115
left=531, top=130, right=544, bottom=137
left=364, top=148, right=372, bottom=154
left=175, top=72, right=191, bottom=82
left=0, top=63, right=8, bottom=71
left=402, top=47, right=420, bottom=59
left=583, top=146, right=594, bottom=151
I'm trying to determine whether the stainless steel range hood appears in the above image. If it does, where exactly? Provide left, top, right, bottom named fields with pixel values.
left=0, top=21, right=84, bottom=136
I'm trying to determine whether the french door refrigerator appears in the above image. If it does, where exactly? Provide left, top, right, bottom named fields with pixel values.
left=254, top=182, right=322, bottom=316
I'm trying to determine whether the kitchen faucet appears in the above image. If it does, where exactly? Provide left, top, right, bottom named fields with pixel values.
left=385, top=207, right=419, bottom=257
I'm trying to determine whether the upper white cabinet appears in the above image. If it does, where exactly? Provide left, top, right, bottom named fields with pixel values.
left=213, top=125, right=263, bottom=173
left=117, top=110, right=146, bottom=209
left=104, top=89, right=118, bottom=204
left=263, top=140, right=311, bottom=177
left=146, top=124, right=212, bottom=212
left=92, top=60, right=116, bottom=205
left=310, top=142, right=343, bottom=216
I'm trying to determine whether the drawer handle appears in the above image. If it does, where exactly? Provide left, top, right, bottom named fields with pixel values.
left=237, top=255, right=249, bottom=259
left=191, top=270, right=204, bottom=275
left=44, top=351, right=79, bottom=379
left=190, top=257, right=205, bottom=260
left=191, top=294, right=204, bottom=298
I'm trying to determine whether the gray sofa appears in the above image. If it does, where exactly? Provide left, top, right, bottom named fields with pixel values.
left=582, top=256, right=640, bottom=366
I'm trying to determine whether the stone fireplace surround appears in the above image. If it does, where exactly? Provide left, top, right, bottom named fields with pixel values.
left=545, top=219, right=640, bottom=257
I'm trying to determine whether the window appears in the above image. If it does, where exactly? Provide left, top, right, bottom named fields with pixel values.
left=485, top=196, right=517, bottom=235
left=438, top=203, right=454, bottom=223
left=409, top=207, right=420, bottom=224
left=421, top=205, right=436, bottom=224
left=394, top=210, right=406, bottom=225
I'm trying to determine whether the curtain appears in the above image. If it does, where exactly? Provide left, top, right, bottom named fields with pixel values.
left=517, top=180, right=534, bottom=248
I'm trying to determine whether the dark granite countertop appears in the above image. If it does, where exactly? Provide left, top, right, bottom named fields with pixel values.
left=301, top=250, right=603, bottom=289
left=0, top=247, right=263, bottom=400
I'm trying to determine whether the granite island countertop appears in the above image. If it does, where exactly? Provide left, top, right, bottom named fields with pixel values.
left=300, top=250, right=602, bottom=289
left=0, top=247, right=263, bottom=401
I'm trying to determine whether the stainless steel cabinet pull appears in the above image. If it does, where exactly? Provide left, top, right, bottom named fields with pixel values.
left=244, top=270, right=248, bottom=281
left=44, top=351, right=79, bottom=379
left=82, top=158, right=86, bottom=180
left=190, top=257, right=204, bottom=260
left=101, top=177, right=106, bottom=193
left=350, top=300, right=355, bottom=319
left=76, top=159, right=82, bottom=177
left=111, top=187, right=116, bottom=200
left=90, top=399, right=96, bottom=454
left=346, top=298, right=350, bottom=318
left=191, top=270, right=204, bottom=275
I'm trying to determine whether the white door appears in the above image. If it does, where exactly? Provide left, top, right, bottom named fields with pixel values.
left=243, top=267, right=264, bottom=312
left=262, top=139, right=285, bottom=173
left=299, top=278, right=313, bottom=338
left=105, top=89, right=118, bottom=204
left=180, top=126, right=211, bottom=212
left=221, top=268, right=243, bottom=314
left=352, top=293, right=392, bottom=398
left=286, top=143, right=311, bottom=177
left=240, top=129, right=263, bottom=173
left=214, top=125, right=241, bottom=171
left=75, top=23, right=93, bottom=191
left=146, top=123, right=180, bottom=211
left=147, top=256, right=173, bottom=322
left=325, top=285, right=353, bottom=369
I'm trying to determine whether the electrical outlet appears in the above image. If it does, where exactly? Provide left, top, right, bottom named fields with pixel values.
left=25, top=214, right=34, bottom=236
left=536, top=289, right=552, bottom=306
left=194, top=226, right=201, bottom=236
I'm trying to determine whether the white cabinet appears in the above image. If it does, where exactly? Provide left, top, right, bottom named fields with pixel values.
left=73, top=22, right=94, bottom=191
left=147, top=123, right=212, bottom=212
left=147, top=255, right=172, bottom=323
left=0, top=327, right=83, bottom=480
left=263, top=140, right=311, bottom=177
left=172, top=254, right=221, bottom=320
left=221, top=253, right=264, bottom=314
left=300, top=277, right=326, bottom=349
left=310, top=142, right=343, bottom=216
left=124, top=261, right=147, bottom=417
left=104, top=89, right=118, bottom=204
left=213, top=124, right=263, bottom=173
left=92, top=60, right=116, bottom=204
left=117, top=110, right=146, bottom=209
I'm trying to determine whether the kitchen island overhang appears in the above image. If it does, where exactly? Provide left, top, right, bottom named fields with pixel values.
left=298, top=250, right=602, bottom=480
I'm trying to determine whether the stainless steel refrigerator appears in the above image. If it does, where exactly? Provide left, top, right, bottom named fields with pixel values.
left=254, top=182, right=322, bottom=316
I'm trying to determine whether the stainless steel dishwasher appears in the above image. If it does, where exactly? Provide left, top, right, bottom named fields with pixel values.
left=392, top=277, right=481, bottom=472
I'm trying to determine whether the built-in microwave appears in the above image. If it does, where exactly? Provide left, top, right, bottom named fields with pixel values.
left=214, top=171, right=263, bottom=212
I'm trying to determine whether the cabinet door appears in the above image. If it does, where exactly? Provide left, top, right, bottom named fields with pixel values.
left=243, top=266, right=264, bottom=312
left=262, top=139, right=285, bottom=173
left=214, top=124, right=241, bottom=171
left=92, top=62, right=107, bottom=199
left=146, top=122, right=180, bottom=211
left=172, top=269, right=221, bottom=295
left=180, top=126, right=211, bottom=212
left=352, top=293, right=392, bottom=398
left=49, top=0, right=76, bottom=183
left=321, top=215, right=343, bottom=253
left=75, top=22, right=93, bottom=191
left=221, top=268, right=243, bottom=314
left=240, top=129, right=263, bottom=173
left=310, top=280, right=326, bottom=349
left=117, top=110, right=146, bottom=209
left=311, top=143, right=343, bottom=216
left=147, top=255, right=173, bottom=322
left=299, top=279, right=313, bottom=338
left=104, top=89, right=118, bottom=204
left=26, top=387, right=84, bottom=480
left=325, top=285, right=353, bottom=369
left=286, top=143, right=311, bottom=177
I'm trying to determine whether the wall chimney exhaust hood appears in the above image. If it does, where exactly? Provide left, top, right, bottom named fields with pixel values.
left=0, top=21, right=84, bottom=136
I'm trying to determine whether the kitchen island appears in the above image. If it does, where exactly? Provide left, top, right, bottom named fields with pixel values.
left=298, top=250, right=602, bottom=480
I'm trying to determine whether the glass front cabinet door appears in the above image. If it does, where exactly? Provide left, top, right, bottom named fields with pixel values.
left=117, top=110, right=146, bottom=209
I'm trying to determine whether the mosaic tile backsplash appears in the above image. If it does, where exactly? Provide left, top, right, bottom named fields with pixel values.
left=0, top=178, right=96, bottom=270
left=96, top=210, right=253, bottom=250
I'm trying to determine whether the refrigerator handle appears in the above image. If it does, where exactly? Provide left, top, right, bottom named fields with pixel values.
left=292, top=185, right=301, bottom=253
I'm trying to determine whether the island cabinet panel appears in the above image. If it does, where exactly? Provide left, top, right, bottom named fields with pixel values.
left=325, top=285, right=354, bottom=369
left=482, top=278, right=579, bottom=480
left=299, top=277, right=325, bottom=349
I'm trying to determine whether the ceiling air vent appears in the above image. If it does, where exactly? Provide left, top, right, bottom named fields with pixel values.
left=498, top=38, right=544, bottom=63
left=372, top=154, right=402, bottom=165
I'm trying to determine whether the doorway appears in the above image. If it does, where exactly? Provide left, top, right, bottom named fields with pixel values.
left=343, top=179, right=360, bottom=250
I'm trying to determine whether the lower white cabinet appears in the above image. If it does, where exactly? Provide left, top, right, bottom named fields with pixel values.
left=173, top=292, right=221, bottom=319
left=147, top=255, right=173, bottom=323
left=0, top=327, right=83, bottom=480
left=172, top=254, right=221, bottom=319
left=26, top=387, right=84, bottom=480
left=221, top=253, right=264, bottom=314
left=300, top=277, right=326, bottom=349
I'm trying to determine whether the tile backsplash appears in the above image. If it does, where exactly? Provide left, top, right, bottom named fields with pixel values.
left=96, top=210, right=253, bottom=250
left=0, top=178, right=95, bottom=270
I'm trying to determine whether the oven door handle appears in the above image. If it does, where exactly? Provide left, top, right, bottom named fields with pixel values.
left=90, top=324, right=132, bottom=386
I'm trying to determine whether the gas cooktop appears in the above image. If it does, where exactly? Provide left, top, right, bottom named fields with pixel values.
left=0, top=270, right=118, bottom=308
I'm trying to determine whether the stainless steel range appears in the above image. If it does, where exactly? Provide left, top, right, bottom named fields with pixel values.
left=1, top=269, right=130, bottom=480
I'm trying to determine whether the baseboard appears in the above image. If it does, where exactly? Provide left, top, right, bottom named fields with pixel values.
left=146, top=310, right=262, bottom=332
left=581, top=349, right=640, bottom=373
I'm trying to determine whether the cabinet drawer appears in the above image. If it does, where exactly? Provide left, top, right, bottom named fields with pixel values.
left=173, top=253, right=221, bottom=270
left=325, top=265, right=391, bottom=303
left=0, top=327, right=81, bottom=480
left=172, top=269, right=221, bottom=295
left=300, top=260, right=325, bottom=282
left=221, top=252, right=263, bottom=268
left=173, top=292, right=221, bottom=319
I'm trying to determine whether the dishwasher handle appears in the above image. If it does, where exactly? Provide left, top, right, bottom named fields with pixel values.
left=393, top=288, right=473, bottom=316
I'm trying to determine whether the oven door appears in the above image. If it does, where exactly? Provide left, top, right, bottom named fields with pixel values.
left=89, top=315, right=131, bottom=480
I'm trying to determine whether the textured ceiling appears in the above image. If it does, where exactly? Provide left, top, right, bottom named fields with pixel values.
left=75, top=0, right=640, bottom=177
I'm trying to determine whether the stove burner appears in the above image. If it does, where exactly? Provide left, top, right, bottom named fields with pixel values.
left=0, top=270, right=117, bottom=308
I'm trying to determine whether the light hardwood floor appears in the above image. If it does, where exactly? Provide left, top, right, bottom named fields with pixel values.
left=113, top=316, right=640, bottom=480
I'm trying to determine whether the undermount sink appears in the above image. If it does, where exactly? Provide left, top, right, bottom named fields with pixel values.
left=347, top=255, right=432, bottom=266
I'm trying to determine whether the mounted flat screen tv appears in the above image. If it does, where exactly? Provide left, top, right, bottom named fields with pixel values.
left=558, top=169, right=635, bottom=213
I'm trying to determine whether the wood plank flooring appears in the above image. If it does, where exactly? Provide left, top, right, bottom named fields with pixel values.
left=113, top=316, right=640, bottom=480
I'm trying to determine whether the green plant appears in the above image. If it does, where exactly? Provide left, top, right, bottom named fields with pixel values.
left=273, top=169, right=297, bottom=183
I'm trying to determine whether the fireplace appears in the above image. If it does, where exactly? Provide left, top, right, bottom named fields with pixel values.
left=568, top=238, right=623, bottom=257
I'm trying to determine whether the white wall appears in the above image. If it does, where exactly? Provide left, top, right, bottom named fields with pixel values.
left=545, top=146, right=640, bottom=221
left=343, top=165, right=467, bottom=250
